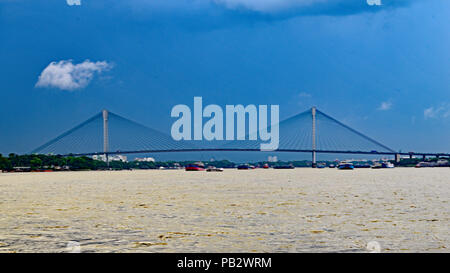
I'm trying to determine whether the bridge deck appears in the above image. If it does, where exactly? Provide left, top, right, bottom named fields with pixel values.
left=62, top=149, right=450, bottom=157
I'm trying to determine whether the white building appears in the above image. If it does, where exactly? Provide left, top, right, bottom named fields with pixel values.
left=268, top=156, right=278, bottom=162
left=134, top=157, right=155, bottom=162
left=92, top=154, right=107, bottom=161
left=92, top=154, right=128, bottom=162
left=110, top=155, right=127, bottom=162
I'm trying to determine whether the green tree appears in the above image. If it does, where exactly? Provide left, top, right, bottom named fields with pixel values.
left=0, top=155, right=12, bottom=171
left=30, top=157, right=42, bottom=169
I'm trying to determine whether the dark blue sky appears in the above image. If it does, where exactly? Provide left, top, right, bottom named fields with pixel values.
left=0, top=0, right=449, bottom=157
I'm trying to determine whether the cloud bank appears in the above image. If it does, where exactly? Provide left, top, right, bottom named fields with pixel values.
left=66, top=0, right=81, bottom=6
left=215, top=0, right=333, bottom=13
left=366, top=0, right=382, bottom=6
left=424, top=104, right=450, bottom=120
left=214, top=0, right=384, bottom=13
left=129, top=0, right=416, bottom=16
left=35, top=60, right=112, bottom=91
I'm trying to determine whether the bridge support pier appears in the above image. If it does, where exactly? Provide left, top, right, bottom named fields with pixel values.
left=422, top=155, right=426, bottom=161
left=395, top=153, right=400, bottom=163
left=312, top=151, right=317, bottom=168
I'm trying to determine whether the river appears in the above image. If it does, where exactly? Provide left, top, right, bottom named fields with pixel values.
left=0, top=168, right=448, bottom=252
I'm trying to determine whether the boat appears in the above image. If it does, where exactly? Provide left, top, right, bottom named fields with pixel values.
left=206, top=166, right=224, bottom=172
left=337, top=162, right=354, bottom=170
left=329, top=164, right=335, bottom=168
left=414, top=161, right=450, bottom=168
left=31, top=169, right=54, bottom=172
left=273, top=164, right=295, bottom=169
left=237, top=164, right=253, bottom=170
left=372, top=162, right=395, bottom=169
left=185, top=162, right=205, bottom=171
left=381, top=162, right=395, bottom=168
left=371, top=163, right=382, bottom=169
left=416, top=162, right=433, bottom=168
left=262, top=163, right=269, bottom=169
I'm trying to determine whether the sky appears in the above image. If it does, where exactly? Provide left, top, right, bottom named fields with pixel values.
left=0, top=0, right=449, bottom=159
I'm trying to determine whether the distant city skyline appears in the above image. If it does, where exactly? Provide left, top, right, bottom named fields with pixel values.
left=0, top=0, right=449, bottom=158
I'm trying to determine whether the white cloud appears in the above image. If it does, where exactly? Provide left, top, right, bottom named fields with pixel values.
left=444, top=110, right=450, bottom=118
left=66, top=0, right=81, bottom=6
left=298, top=92, right=312, bottom=98
left=214, top=0, right=327, bottom=12
left=367, top=0, right=382, bottom=6
left=423, top=104, right=450, bottom=119
left=35, top=60, right=112, bottom=91
left=126, top=0, right=413, bottom=17
left=424, top=107, right=438, bottom=119
left=297, top=91, right=312, bottom=106
left=378, top=101, right=392, bottom=111
left=214, top=0, right=382, bottom=12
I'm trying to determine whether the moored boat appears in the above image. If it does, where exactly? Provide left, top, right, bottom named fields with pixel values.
left=371, top=163, right=382, bottom=169
left=372, top=162, right=395, bottom=169
left=381, top=162, right=395, bottom=168
left=206, top=166, right=224, bottom=172
left=337, top=162, right=354, bottom=170
left=185, top=162, right=205, bottom=171
left=273, top=164, right=295, bottom=169
left=237, top=164, right=254, bottom=170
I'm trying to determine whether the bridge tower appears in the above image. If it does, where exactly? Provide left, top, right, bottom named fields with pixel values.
left=102, top=109, right=109, bottom=166
left=312, top=106, right=317, bottom=168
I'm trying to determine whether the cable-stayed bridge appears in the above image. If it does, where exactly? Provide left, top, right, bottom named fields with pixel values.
left=31, top=108, right=449, bottom=166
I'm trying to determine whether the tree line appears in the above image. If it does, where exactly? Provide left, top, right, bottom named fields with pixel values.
left=0, top=153, right=319, bottom=171
left=0, top=154, right=238, bottom=171
left=1, top=153, right=446, bottom=172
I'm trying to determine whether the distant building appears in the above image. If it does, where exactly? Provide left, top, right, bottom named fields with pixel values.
left=92, top=154, right=128, bottom=162
left=111, top=155, right=127, bottom=162
left=134, top=157, right=155, bottom=162
left=92, top=154, right=106, bottom=161
left=268, top=156, right=278, bottom=162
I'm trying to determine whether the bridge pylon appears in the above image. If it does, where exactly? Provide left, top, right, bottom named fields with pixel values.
left=311, top=106, right=317, bottom=168
left=102, top=109, right=109, bottom=167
